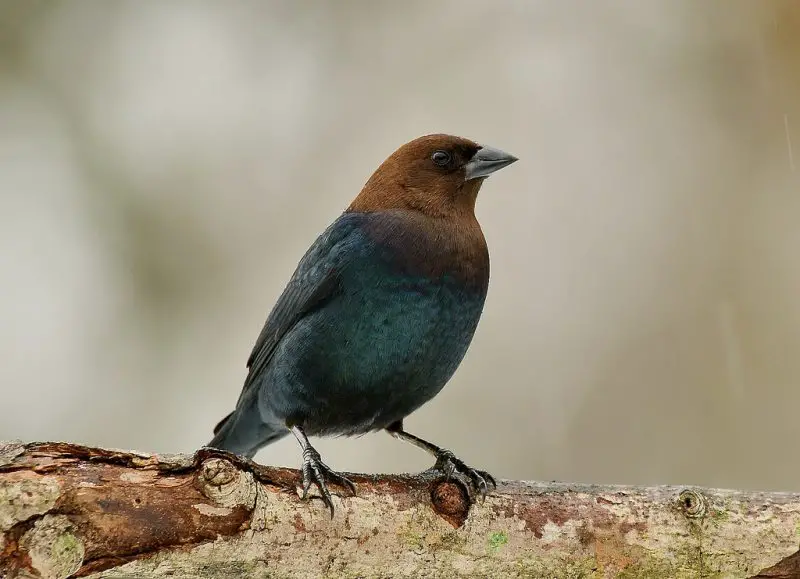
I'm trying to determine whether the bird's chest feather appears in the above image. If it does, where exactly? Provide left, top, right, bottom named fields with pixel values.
left=297, top=269, right=485, bottom=434
left=333, top=213, right=489, bottom=380
left=336, top=270, right=485, bottom=375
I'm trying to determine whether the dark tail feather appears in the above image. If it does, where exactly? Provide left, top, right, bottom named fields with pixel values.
left=208, top=408, right=286, bottom=459
left=213, top=412, right=234, bottom=435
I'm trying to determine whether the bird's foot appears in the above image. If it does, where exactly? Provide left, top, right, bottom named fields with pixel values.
left=299, top=445, right=356, bottom=517
left=433, top=449, right=496, bottom=502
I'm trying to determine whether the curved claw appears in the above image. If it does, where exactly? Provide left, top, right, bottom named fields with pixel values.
left=328, top=470, right=358, bottom=496
left=434, top=449, right=496, bottom=503
left=299, top=446, right=356, bottom=518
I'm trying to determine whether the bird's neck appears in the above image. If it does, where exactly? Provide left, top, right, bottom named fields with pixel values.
left=353, top=209, right=490, bottom=292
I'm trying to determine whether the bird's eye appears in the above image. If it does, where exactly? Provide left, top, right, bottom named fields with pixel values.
left=431, top=150, right=451, bottom=167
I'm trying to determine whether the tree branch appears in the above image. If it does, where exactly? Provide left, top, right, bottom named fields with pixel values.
left=1, top=441, right=799, bottom=578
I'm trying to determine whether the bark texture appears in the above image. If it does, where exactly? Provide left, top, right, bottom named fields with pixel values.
left=1, top=441, right=800, bottom=578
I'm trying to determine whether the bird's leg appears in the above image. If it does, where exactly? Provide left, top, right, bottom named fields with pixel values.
left=385, top=420, right=496, bottom=501
left=290, top=425, right=356, bottom=517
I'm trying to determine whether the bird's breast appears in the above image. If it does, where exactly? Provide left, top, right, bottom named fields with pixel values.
left=326, top=267, right=486, bottom=392
left=264, top=212, right=490, bottom=435
left=326, top=212, right=490, bottom=388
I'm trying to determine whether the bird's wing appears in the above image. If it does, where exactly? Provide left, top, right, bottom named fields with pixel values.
left=214, top=213, right=366, bottom=434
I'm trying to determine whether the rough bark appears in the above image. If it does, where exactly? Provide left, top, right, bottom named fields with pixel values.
left=1, top=441, right=800, bottom=578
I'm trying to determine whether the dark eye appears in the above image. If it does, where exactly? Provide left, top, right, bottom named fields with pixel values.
left=431, top=150, right=451, bottom=166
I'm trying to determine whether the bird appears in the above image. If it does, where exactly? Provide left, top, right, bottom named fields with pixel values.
left=208, top=134, right=517, bottom=516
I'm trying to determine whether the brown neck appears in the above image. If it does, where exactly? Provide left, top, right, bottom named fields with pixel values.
left=352, top=207, right=490, bottom=291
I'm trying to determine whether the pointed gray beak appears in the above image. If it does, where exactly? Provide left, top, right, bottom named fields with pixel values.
left=464, top=145, right=518, bottom=181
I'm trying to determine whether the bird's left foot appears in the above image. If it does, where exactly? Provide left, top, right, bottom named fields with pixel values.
left=299, top=445, right=356, bottom=517
left=433, top=449, right=496, bottom=502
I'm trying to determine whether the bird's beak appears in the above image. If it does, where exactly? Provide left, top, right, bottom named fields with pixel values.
left=464, top=145, right=518, bottom=181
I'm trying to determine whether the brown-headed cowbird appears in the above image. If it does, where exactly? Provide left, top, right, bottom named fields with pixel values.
left=209, top=134, right=517, bottom=515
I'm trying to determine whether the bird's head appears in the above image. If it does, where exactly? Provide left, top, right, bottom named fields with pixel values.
left=348, top=134, right=517, bottom=217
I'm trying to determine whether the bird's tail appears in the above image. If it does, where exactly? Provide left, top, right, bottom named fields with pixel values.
left=207, top=407, right=286, bottom=459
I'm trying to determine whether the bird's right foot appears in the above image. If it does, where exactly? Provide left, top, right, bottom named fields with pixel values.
left=433, top=449, right=497, bottom=503
left=291, top=425, right=356, bottom=517
left=299, top=444, right=356, bottom=517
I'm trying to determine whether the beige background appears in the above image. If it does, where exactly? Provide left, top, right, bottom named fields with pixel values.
left=1, top=1, right=798, bottom=492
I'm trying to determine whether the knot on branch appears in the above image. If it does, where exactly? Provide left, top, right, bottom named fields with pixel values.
left=20, top=515, right=83, bottom=579
left=198, top=458, right=257, bottom=510
left=430, top=481, right=470, bottom=527
left=678, top=489, right=707, bottom=518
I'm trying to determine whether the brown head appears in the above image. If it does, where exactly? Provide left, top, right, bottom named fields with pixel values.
left=347, top=134, right=517, bottom=218
left=347, top=134, right=517, bottom=288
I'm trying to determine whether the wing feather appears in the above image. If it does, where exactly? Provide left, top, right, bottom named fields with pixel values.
left=223, top=213, right=367, bottom=418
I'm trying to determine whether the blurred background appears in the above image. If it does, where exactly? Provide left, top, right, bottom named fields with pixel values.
left=1, top=0, right=798, bottom=492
